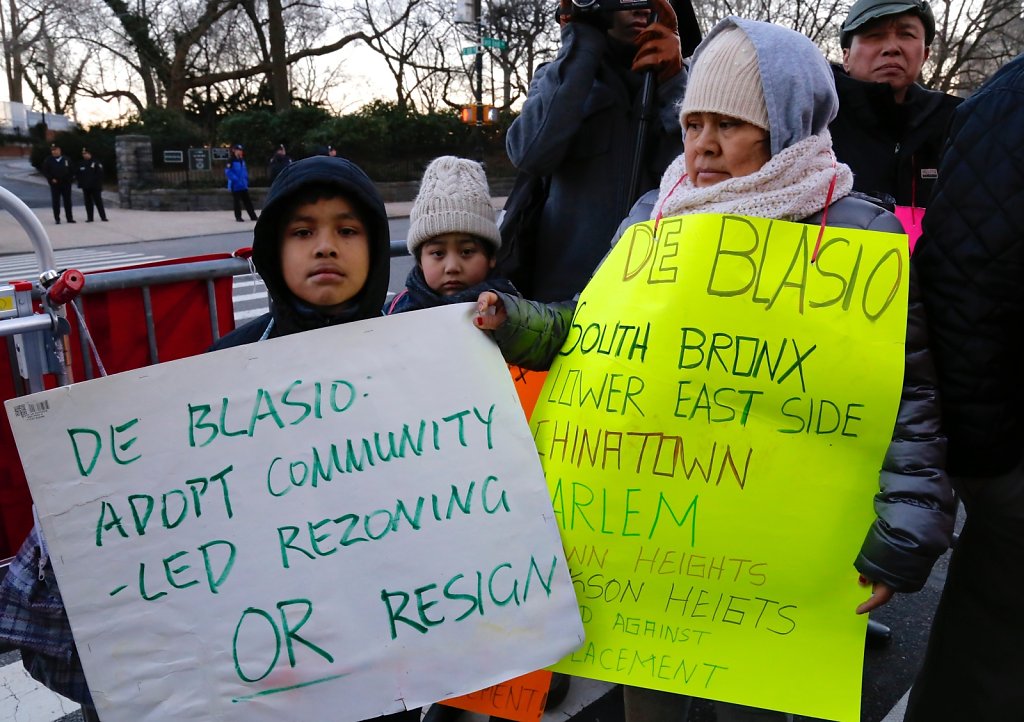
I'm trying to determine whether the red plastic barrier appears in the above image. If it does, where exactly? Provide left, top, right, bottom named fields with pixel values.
left=0, top=253, right=239, bottom=557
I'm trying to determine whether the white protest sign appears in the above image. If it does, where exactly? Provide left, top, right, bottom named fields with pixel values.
left=5, top=304, right=584, bottom=722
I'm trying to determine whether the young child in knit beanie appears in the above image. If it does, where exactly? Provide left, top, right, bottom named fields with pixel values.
left=385, top=156, right=517, bottom=314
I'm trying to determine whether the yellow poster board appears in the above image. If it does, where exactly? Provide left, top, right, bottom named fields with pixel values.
left=533, top=213, right=909, bottom=722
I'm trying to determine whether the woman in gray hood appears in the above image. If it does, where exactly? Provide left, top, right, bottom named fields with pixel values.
left=477, top=16, right=954, bottom=722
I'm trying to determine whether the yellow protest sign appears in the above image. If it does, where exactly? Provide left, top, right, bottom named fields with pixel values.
left=533, top=213, right=909, bottom=722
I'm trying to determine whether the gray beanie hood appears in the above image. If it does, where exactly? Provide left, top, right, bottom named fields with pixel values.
left=407, top=156, right=502, bottom=255
left=692, top=17, right=839, bottom=157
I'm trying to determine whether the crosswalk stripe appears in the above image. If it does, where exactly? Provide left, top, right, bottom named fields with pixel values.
left=234, top=308, right=269, bottom=321
left=0, top=251, right=166, bottom=278
left=0, top=250, right=270, bottom=326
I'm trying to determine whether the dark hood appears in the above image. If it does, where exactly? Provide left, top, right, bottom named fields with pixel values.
left=252, top=156, right=391, bottom=333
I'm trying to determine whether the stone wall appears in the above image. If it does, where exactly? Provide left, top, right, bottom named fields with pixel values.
left=117, top=176, right=516, bottom=211
left=115, top=135, right=154, bottom=208
left=114, top=135, right=517, bottom=209
left=120, top=187, right=270, bottom=212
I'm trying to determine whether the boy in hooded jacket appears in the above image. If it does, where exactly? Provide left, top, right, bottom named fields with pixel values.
left=212, top=156, right=392, bottom=348
left=209, top=156, right=417, bottom=722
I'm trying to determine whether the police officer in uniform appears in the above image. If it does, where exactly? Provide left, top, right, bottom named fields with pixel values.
left=41, top=143, right=75, bottom=224
left=76, top=148, right=108, bottom=222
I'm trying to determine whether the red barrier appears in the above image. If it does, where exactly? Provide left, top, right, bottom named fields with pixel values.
left=0, top=254, right=238, bottom=557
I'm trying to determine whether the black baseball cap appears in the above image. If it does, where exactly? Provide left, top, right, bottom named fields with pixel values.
left=840, top=0, right=935, bottom=48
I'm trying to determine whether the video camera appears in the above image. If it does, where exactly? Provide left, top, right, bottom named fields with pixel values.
left=567, top=0, right=652, bottom=14
left=558, top=0, right=702, bottom=58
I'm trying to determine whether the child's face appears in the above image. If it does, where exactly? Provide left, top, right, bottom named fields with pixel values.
left=420, top=233, right=495, bottom=296
left=280, top=197, right=370, bottom=313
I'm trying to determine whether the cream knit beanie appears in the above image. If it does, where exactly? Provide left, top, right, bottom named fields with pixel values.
left=679, top=26, right=769, bottom=131
left=406, top=156, right=502, bottom=255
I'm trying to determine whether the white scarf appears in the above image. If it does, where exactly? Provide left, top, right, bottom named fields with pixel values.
left=652, top=132, right=854, bottom=223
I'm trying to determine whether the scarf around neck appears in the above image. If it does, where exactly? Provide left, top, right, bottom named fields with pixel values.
left=652, top=132, right=854, bottom=223
left=386, top=265, right=518, bottom=315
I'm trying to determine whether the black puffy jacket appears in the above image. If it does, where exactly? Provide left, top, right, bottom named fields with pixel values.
left=913, top=54, right=1024, bottom=477
left=831, top=66, right=962, bottom=208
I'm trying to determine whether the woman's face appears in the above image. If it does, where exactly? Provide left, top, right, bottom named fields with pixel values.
left=683, top=112, right=771, bottom=187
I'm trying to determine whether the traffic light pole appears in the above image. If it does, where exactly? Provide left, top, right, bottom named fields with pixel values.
left=473, top=0, right=486, bottom=164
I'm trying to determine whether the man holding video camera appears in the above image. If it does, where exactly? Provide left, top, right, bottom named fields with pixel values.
left=505, top=0, right=686, bottom=302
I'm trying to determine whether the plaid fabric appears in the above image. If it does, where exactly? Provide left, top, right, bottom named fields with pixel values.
left=23, top=648, right=93, bottom=706
left=0, top=525, right=91, bottom=704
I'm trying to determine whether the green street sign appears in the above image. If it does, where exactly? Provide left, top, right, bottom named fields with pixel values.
left=482, top=37, right=507, bottom=49
left=461, top=46, right=479, bottom=56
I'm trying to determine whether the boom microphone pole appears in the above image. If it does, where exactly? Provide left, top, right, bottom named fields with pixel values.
left=624, top=0, right=702, bottom=217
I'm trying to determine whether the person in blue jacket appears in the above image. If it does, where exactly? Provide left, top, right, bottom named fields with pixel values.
left=225, top=143, right=259, bottom=222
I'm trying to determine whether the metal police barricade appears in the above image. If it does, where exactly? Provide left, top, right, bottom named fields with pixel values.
left=0, top=187, right=252, bottom=564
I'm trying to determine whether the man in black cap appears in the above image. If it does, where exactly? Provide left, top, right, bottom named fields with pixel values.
left=830, top=0, right=961, bottom=209
left=40, top=143, right=75, bottom=224
left=76, top=148, right=108, bottom=222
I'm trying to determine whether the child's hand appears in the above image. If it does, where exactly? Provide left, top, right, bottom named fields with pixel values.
left=474, top=291, right=507, bottom=330
left=855, top=575, right=895, bottom=614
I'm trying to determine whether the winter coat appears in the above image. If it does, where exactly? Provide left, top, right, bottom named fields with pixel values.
left=505, top=21, right=686, bottom=303
left=913, top=53, right=1024, bottom=478
left=210, top=156, right=391, bottom=350
left=268, top=153, right=292, bottom=183
left=224, top=159, right=250, bottom=192
left=493, top=191, right=953, bottom=593
left=41, top=156, right=73, bottom=185
left=384, top=265, right=518, bottom=315
left=830, top=66, right=962, bottom=208
left=75, top=159, right=103, bottom=191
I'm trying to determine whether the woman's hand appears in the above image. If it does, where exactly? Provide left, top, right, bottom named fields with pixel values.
left=856, top=575, right=895, bottom=614
left=474, top=291, right=507, bottom=330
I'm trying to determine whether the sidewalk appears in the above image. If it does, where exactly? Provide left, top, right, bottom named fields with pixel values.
left=0, top=204, right=418, bottom=255
left=0, top=158, right=425, bottom=255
